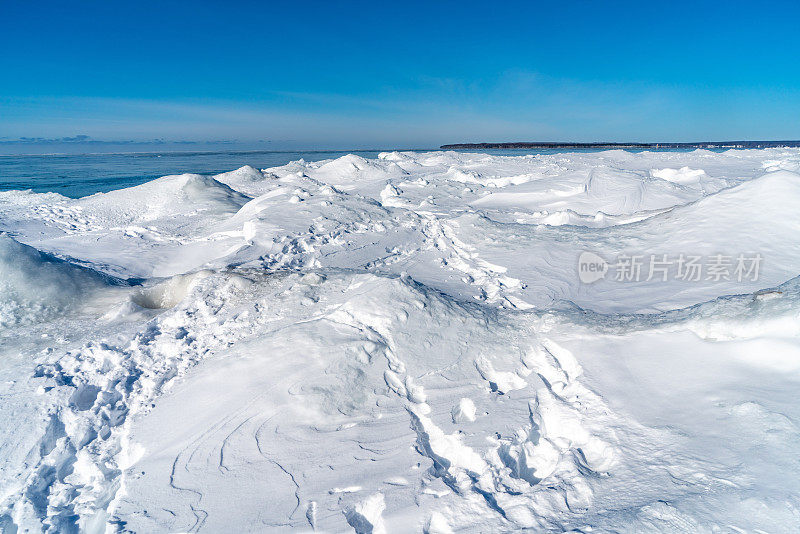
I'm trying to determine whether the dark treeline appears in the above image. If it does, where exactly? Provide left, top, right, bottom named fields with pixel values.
left=441, top=141, right=800, bottom=149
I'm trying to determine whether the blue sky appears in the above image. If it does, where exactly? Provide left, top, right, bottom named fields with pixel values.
left=2, top=0, right=799, bottom=148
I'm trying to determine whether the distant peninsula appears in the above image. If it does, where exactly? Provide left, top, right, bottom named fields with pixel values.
left=440, top=140, right=800, bottom=150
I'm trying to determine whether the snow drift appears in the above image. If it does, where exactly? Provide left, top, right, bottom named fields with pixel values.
left=1, top=148, right=800, bottom=532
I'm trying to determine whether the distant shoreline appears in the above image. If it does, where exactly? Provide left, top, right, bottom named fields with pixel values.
left=440, top=140, right=800, bottom=150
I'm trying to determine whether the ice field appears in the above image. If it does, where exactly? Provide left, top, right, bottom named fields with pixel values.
left=1, top=148, right=800, bottom=532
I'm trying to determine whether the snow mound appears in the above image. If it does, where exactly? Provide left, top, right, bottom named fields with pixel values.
left=78, top=173, right=251, bottom=223
left=309, top=154, right=409, bottom=189
left=214, top=165, right=269, bottom=184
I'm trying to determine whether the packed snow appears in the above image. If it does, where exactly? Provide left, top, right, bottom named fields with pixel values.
left=1, top=149, right=799, bottom=532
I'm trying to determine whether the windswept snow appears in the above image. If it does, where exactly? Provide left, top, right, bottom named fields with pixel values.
left=1, top=149, right=800, bottom=532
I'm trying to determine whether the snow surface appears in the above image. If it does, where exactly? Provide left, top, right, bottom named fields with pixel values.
left=1, top=149, right=800, bottom=532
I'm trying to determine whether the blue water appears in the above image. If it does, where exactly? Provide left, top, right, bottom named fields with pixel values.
left=0, top=148, right=710, bottom=199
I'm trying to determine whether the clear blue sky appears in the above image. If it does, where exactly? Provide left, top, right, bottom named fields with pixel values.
left=2, top=0, right=799, bottom=148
